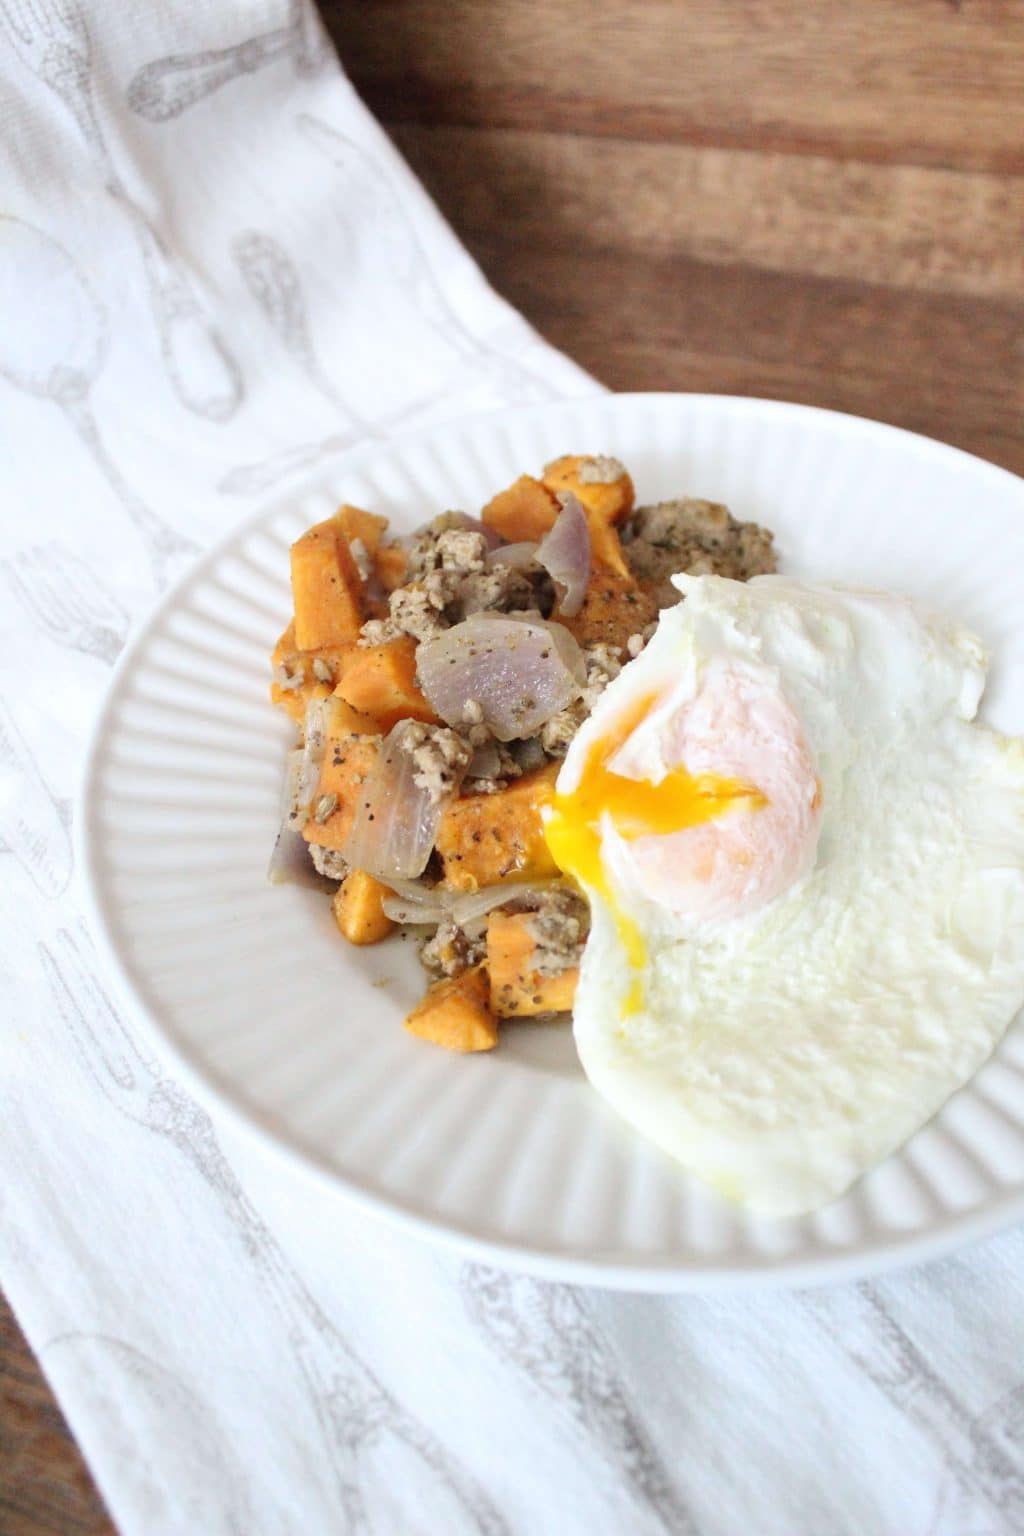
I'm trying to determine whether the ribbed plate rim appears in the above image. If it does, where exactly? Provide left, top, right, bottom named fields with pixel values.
left=78, top=392, right=1024, bottom=1291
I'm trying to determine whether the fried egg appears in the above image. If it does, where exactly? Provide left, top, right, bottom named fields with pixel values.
left=544, top=576, right=1024, bottom=1216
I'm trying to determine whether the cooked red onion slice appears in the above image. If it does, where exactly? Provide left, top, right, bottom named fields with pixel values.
left=449, top=879, right=564, bottom=926
left=466, top=740, right=502, bottom=779
left=267, top=748, right=325, bottom=887
left=490, top=541, right=538, bottom=569
left=512, top=735, right=548, bottom=774
left=268, top=700, right=337, bottom=887
left=344, top=721, right=454, bottom=880
left=383, top=875, right=443, bottom=906
left=535, top=493, right=590, bottom=617
left=381, top=895, right=449, bottom=925
left=416, top=613, right=585, bottom=741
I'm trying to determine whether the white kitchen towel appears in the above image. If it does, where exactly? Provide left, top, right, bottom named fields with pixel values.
left=2, top=4, right=1024, bottom=1535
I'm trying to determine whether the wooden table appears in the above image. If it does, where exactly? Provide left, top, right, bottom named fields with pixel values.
left=4, top=2, right=1022, bottom=1529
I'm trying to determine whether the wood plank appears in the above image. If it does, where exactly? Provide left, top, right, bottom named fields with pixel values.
left=468, top=239, right=1024, bottom=476
left=329, top=0, right=1024, bottom=172
left=392, top=124, right=1024, bottom=302
left=0, top=1295, right=113, bottom=1536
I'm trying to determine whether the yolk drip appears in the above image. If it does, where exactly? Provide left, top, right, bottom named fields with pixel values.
left=543, top=694, right=763, bottom=1015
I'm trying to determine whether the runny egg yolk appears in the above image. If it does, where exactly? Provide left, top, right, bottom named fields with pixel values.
left=543, top=694, right=763, bottom=1015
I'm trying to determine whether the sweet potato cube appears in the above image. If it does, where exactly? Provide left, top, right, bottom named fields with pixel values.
left=560, top=567, right=658, bottom=653
left=542, top=455, right=634, bottom=524
left=335, top=504, right=388, bottom=555
left=302, top=733, right=379, bottom=852
left=482, top=475, right=559, bottom=542
left=587, top=517, right=631, bottom=578
left=487, top=911, right=579, bottom=1017
left=403, top=966, right=498, bottom=1053
left=329, top=696, right=385, bottom=736
left=332, top=870, right=395, bottom=945
left=270, top=622, right=356, bottom=723
left=335, top=636, right=438, bottom=729
left=436, top=764, right=560, bottom=892
left=291, top=518, right=365, bottom=650
left=374, top=543, right=409, bottom=592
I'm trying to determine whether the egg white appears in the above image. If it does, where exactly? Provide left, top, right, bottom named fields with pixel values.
left=566, top=576, right=1024, bottom=1216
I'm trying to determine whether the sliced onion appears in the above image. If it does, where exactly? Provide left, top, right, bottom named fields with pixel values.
left=490, top=541, right=538, bottom=569
left=297, top=697, right=330, bottom=804
left=535, top=493, right=590, bottom=617
left=344, top=721, right=455, bottom=880
left=501, top=613, right=587, bottom=685
left=416, top=612, right=585, bottom=741
left=449, top=878, right=564, bottom=927
left=512, top=735, right=548, bottom=774
left=381, top=895, right=449, bottom=925
left=267, top=750, right=327, bottom=888
left=382, top=875, right=444, bottom=906
left=466, top=740, right=501, bottom=779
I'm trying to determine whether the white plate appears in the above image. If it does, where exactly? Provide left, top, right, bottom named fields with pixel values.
left=80, top=394, right=1024, bottom=1290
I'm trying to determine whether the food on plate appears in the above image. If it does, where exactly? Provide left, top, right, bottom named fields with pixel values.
left=555, top=576, right=1024, bottom=1215
left=269, top=455, right=776, bottom=1046
left=269, top=450, right=1024, bottom=1217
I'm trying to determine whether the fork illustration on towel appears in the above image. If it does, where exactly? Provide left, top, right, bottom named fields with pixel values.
left=39, top=925, right=508, bottom=1536
left=460, top=1263, right=697, bottom=1535
left=4, top=544, right=129, bottom=666
left=0, top=0, right=243, bottom=422
left=0, top=697, right=72, bottom=898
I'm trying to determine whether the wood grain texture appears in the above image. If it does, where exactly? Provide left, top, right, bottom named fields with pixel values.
left=1, top=1294, right=113, bottom=1536
left=336, top=0, right=1024, bottom=171
left=7, top=3, right=1023, bottom=1531
left=464, top=238, right=1024, bottom=474
left=390, top=124, right=1024, bottom=302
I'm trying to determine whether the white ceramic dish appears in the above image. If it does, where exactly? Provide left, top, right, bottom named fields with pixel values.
left=80, top=393, right=1024, bottom=1290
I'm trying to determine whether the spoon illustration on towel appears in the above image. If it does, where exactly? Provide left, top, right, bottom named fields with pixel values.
left=218, top=230, right=376, bottom=496
left=39, top=925, right=509, bottom=1536
left=127, top=0, right=328, bottom=122
left=0, top=0, right=243, bottom=421
left=42, top=1335, right=260, bottom=1536
left=0, top=219, right=197, bottom=589
left=808, top=1281, right=1024, bottom=1526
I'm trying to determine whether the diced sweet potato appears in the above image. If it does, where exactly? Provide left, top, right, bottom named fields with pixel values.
left=270, top=622, right=355, bottom=724
left=374, top=543, right=408, bottom=592
left=560, top=567, right=658, bottom=652
left=487, top=911, right=579, bottom=1017
left=436, top=765, right=560, bottom=892
left=542, top=455, right=634, bottom=524
left=291, top=518, right=365, bottom=650
left=403, top=966, right=498, bottom=1053
left=335, top=504, right=388, bottom=554
left=335, top=636, right=438, bottom=729
left=587, top=517, right=631, bottom=579
left=482, top=475, right=559, bottom=542
left=332, top=869, right=395, bottom=945
left=329, top=696, right=384, bottom=736
left=303, top=733, right=379, bottom=852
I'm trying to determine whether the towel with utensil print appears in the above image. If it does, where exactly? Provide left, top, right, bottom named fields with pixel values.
left=2, top=4, right=1024, bottom=1534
